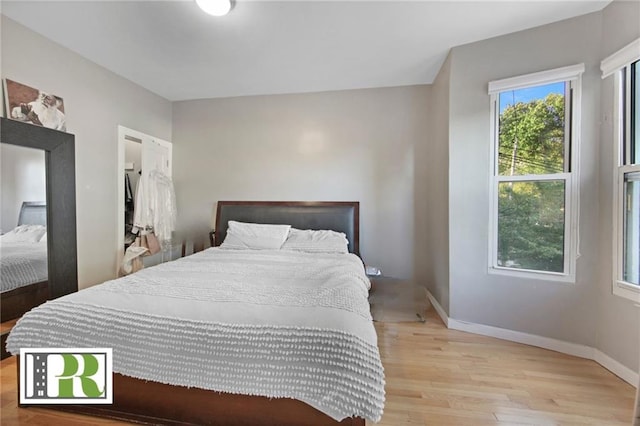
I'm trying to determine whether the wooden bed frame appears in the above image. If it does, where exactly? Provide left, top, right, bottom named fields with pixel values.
left=1, top=281, right=49, bottom=323
left=1, top=202, right=50, bottom=324
left=16, top=201, right=367, bottom=426
left=1, top=280, right=49, bottom=360
left=16, top=357, right=363, bottom=425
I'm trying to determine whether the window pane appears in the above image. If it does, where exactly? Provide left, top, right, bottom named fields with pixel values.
left=632, top=61, right=639, bottom=165
left=498, top=82, right=566, bottom=176
left=624, top=171, right=640, bottom=285
left=497, top=180, right=565, bottom=273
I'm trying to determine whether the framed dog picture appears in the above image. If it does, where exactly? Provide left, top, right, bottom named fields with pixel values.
left=3, top=79, right=66, bottom=132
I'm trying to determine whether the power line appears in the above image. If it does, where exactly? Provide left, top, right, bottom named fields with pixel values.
left=497, top=152, right=563, bottom=173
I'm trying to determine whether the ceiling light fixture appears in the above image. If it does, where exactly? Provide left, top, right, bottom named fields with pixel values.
left=196, top=0, right=232, bottom=17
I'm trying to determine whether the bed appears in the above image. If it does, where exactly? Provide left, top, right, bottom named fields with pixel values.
left=7, top=201, right=384, bottom=425
left=1, top=202, right=49, bottom=323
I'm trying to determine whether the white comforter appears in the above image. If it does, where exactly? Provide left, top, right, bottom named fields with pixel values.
left=0, top=240, right=48, bottom=292
left=7, top=248, right=385, bottom=422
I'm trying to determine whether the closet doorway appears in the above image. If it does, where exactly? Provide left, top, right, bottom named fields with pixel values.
left=116, top=126, right=172, bottom=273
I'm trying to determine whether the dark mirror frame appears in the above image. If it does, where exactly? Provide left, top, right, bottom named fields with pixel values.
left=1, top=117, right=78, bottom=299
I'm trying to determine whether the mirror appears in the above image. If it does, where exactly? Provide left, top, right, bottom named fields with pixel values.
left=0, top=144, right=49, bottom=323
left=0, top=117, right=77, bottom=358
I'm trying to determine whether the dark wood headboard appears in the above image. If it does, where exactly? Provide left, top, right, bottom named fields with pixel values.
left=214, top=201, right=360, bottom=256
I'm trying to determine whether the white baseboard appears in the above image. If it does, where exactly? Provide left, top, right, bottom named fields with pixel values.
left=426, top=290, right=639, bottom=388
left=594, top=349, right=639, bottom=388
left=447, top=318, right=594, bottom=360
left=425, top=289, right=448, bottom=327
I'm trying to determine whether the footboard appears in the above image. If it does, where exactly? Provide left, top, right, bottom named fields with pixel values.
left=15, top=356, right=365, bottom=426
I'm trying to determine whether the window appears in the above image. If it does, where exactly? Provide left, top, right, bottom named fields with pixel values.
left=603, top=39, right=640, bottom=302
left=488, top=65, right=584, bottom=281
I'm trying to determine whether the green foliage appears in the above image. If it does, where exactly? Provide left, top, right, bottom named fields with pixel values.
left=498, top=93, right=565, bottom=175
left=498, top=181, right=565, bottom=272
left=497, top=93, right=566, bottom=272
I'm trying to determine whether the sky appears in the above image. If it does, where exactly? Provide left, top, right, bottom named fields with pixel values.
left=499, top=81, right=565, bottom=113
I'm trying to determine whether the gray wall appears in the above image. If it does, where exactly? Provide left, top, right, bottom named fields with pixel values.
left=420, top=52, right=451, bottom=314
left=430, top=4, right=640, bottom=374
left=1, top=16, right=173, bottom=289
left=172, top=86, right=429, bottom=278
left=596, top=0, right=640, bottom=374
left=447, top=12, right=603, bottom=347
left=0, top=144, right=45, bottom=232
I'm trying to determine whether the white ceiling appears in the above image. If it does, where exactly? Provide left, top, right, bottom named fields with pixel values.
left=2, top=1, right=609, bottom=101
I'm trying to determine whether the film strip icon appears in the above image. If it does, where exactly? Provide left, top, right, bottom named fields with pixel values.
left=32, top=354, right=47, bottom=397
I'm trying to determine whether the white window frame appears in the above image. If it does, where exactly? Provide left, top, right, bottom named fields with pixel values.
left=488, top=64, right=584, bottom=283
left=603, top=38, right=640, bottom=303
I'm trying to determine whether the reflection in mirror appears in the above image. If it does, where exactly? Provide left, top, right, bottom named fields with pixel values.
left=0, top=143, right=49, bottom=323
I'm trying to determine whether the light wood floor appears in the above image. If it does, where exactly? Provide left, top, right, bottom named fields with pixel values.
left=374, top=310, right=634, bottom=425
left=1, top=309, right=635, bottom=425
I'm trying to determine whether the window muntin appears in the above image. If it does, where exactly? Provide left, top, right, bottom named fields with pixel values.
left=489, top=67, right=581, bottom=280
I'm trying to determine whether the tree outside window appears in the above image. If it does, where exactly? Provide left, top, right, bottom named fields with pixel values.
left=493, top=81, right=572, bottom=274
left=489, top=65, right=583, bottom=280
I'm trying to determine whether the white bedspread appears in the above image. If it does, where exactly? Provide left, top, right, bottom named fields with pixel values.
left=0, top=240, right=48, bottom=293
left=7, top=248, right=385, bottom=422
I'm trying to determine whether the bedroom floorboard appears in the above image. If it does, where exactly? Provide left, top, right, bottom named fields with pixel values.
left=1, top=308, right=635, bottom=425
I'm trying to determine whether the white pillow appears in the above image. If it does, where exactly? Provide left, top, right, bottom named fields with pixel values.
left=39, top=232, right=47, bottom=243
left=281, top=228, right=349, bottom=254
left=0, top=224, right=47, bottom=243
left=220, top=221, right=291, bottom=250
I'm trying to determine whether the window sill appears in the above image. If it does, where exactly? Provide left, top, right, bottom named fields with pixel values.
left=613, top=280, right=640, bottom=304
left=489, top=266, right=575, bottom=283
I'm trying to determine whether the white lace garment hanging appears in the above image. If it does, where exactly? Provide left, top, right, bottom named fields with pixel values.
left=133, top=169, right=176, bottom=246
